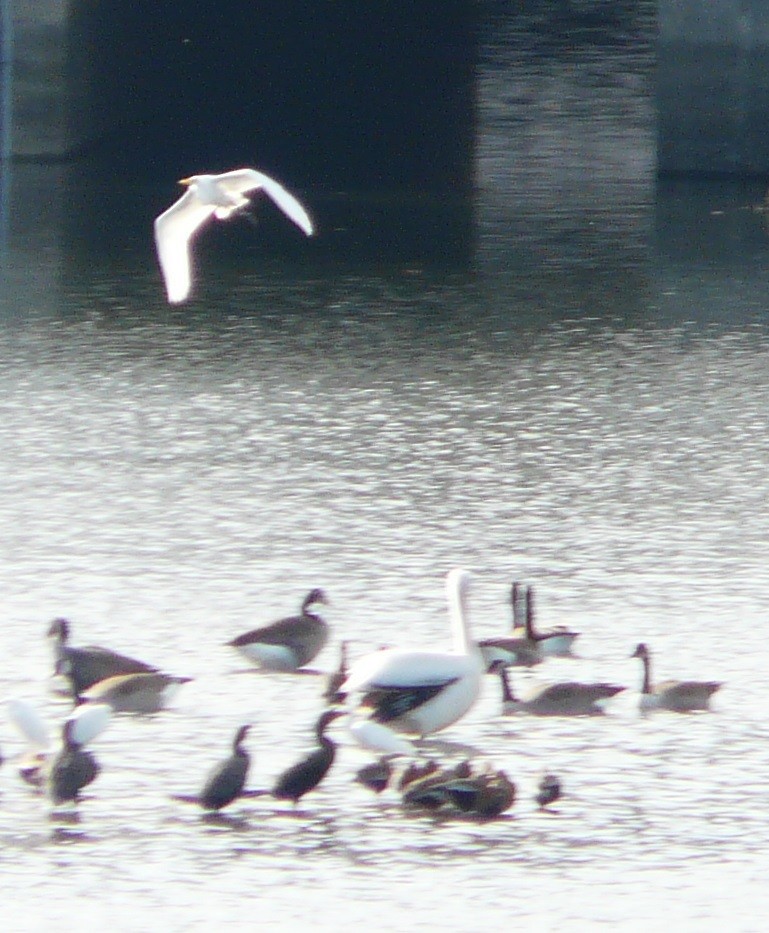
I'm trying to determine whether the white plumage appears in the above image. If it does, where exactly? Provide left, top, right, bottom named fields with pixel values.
left=343, top=568, right=484, bottom=739
left=154, top=168, right=314, bottom=304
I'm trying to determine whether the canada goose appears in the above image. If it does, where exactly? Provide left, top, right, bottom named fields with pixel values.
left=78, top=672, right=192, bottom=714
left=631, top=643, right=722, bottom=712
left=535, top=773, right=562, bottom=811
left=227, top=589, right=330, bottom=672
left=509, top=581, right=526, bottom=633
left=323, top=641, right=349, bottom=704
left=478, top=633, right=543, bottom=671
left=490, top=660, right=625, bottom=716
left=479, top=581, right=542, bottom=671
left=199, top=725, right=252, bottom=811
left=520, top=586, right=579, bottom=658
left=343, top=569, right=485, bottom=739
left=272, top=709, right=343, bottom=805
left=48, top=617, right=160, bottom=696
left=47, top=718, right=101, bottom=806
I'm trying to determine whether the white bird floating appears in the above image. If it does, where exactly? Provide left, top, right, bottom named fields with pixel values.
left=342, top=568, right=484, bottom=740
left=154, top=168, right=315, bottom=304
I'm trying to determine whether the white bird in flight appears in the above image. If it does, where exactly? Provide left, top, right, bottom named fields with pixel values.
left=154, top=168, right=314, bottom=304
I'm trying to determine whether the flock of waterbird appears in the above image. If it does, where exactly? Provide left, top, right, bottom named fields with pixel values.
left=2, top=567, right=723, bottom=822
left=1, top=168, right=724, bottom=822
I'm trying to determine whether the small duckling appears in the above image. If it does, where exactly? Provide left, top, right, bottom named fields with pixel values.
left=535, top=773, right=562, bottom=811
left=354, top=757, right=393, bottom=794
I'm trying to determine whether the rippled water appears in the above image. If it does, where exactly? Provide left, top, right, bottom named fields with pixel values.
left=2, top=207, right=769, bottom=928
left=3, top=7, right=769, bottom=932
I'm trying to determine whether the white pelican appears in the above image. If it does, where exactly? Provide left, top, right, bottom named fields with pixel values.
left=342, top=569, right=484, bottom=739
left=153, top=168, right=314, bottom=304
left=631, top=643, right=722, bottom=712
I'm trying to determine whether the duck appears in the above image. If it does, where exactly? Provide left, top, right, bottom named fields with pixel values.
left=47, top=718, right=101, bottom=806
left=48, top=617, right=160, bottom=696
left=397, top=758, right=440, bottom=791
left=342, top=568, right=485, bottom=739
left=519, top=586, right=580, bottom=658
left=323, top=641, right=349, bottom=704
left=226, top=589, right=330, bottom=672
left=77, top=671, right=192, bottom=714
left=272, top=709, right=343, bottom=805
left=535, top=773, right=562, bottom=811
left=198, top=725, right=252, bottom=811
left=490, top=660, right=625, bottom=716
left=631, top=642, right=722, bottom=712
left=401, top=760, right=516, bottom=818
left=354, top=757, right=393, bottom=794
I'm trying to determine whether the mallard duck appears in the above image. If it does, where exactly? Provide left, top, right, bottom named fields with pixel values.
left=402, top=760, right=516, bottom=817
left=631, top=643, right=722, bottom=712
left=535, top=773, right=562, bottom=811
left=491, top=660, right=624, bottom=716
left=354, top=757, right=393, bottom=794
left=48, top=617, right=160, bottom=696
left=272, top=709, right=343, bottom=805
left=342, top=569, right=485, bottom=738
left=227, top=589, right=330, bottom=672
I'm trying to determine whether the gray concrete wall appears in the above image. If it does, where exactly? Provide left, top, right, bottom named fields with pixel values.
left=11, top=0, right=68, bottom=157
left=659, top=0, right=769, bottom=174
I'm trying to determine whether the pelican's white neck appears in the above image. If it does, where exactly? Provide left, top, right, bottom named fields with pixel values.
left=446, top=568, right=474, bottom=655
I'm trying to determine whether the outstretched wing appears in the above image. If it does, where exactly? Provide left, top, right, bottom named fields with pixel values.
left=154, top=190, right=217, bottom=304
left=216, top=168, right=314, bottom=236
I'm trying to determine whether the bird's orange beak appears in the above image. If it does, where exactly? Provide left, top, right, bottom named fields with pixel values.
left=178, top=177, right=193, bottom=187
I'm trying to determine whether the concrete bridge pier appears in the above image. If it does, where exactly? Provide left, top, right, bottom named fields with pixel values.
left=659, top=0, right=769, bottom=174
